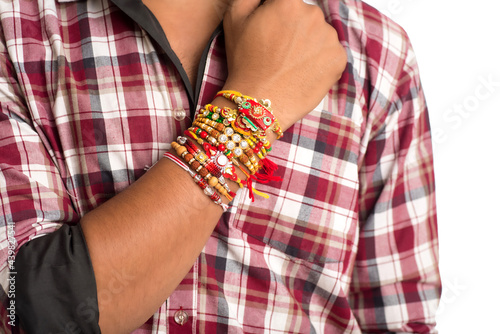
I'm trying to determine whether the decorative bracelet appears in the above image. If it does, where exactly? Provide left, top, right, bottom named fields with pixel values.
left=190, top=121, right=259, bottom=174
left=173, top=90, right=286, bottom=202
left=184, top=128, right=242, bottom=168
left=195, top=105, right=272, bottom=168
left=163, top=152, right=229, bottom=212
left=198, top=104, right=238, bottom=127
left=197, top=104, right=273, bottom=152
left=171, top=140, right=235, bottom=201
left=215, top=90, right=283, bottom=139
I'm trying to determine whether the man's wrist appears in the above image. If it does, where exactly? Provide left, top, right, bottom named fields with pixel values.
left=166, top=91, right=285, bottom=206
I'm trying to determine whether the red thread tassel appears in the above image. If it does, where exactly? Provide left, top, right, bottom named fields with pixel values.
left=259, top=158, right=278, bottom=175
left=246, top=176, right=255, bottom=202
left=254, top=157, right=282, bottom=183
left=254, top=173, right=282, bottom=183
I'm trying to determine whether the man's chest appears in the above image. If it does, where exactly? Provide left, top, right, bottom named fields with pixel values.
left=9, top=0, right=364, bottom=267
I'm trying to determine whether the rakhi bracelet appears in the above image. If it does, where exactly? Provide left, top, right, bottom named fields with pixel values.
left=180, top=136, right=235, bottom=189
left=198, top=104, right=238, bottom=126
left=173, top=139, right=233, bottom=198
left=179, top=136, right=237, bottom=198
left=198, top=104, right=265, bottom=142
left=208, top=94, right=281, bottom=185
left=171, top=141, right=211, bottom=179
left=193, top=112, right=271, bottom=164
left=193, top=117, right=270, bottom=158
left=191, top=121, right=260, bottom=172
left=184, top=128, right=272, bottom=202
left=215, top=90, right=283, bottom=139
left=185, top=128, right=241, bottom=168
left=245, top=134, right=271, bottom=159
left=196, top=109, right=254, bottom=142
left=163, top=152, right=229, bottom=212
left=172, top=140, right=235, bottom=201
left=182, top=137, right=221, bottom=178
left=188, top=123, right=259, bottom=175
left=193, top=113, right=275, bottom=180
left=194, top=117, right=225, bottom=133
left=172, top=136, right=236, bottom=201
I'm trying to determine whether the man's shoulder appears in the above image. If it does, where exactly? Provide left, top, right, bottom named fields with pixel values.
left=315, top=1, right=424, bottom=125
left=318, top=0, right=412, bottom=61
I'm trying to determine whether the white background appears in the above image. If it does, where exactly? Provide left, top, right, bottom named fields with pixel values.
left=361, top=0, right=500, bottom=333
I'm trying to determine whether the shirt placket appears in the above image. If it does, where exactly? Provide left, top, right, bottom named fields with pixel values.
left=162, top=78, right=199, bottom=332
left=165, top=258, right=198, bottom=332
left=164, top=31, right=226, bottom=333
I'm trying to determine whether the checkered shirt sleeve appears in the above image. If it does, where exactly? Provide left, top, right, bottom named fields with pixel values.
left=347, top=3, right=440, bottom=332
left=0, top=17, right=80, bottom=331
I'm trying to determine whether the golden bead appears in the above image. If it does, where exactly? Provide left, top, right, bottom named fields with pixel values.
left=209, top=177, right=218, bottom=187
left=176, top=146, right=187, bottom=155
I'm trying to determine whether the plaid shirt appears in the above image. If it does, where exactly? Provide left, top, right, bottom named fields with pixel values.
left=0, top=0, right=440, bottom=332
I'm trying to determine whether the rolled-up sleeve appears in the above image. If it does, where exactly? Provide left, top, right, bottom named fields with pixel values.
left=15, top=224, right=100, bottom=333
left=0, top=28, right=99, bottom=333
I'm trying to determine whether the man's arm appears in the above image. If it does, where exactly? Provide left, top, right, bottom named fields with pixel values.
left=7, top=0, right=346, bottom=332
left=349, top=37, right=441, bottom=332
left=86, top=1, right=346, bottom=331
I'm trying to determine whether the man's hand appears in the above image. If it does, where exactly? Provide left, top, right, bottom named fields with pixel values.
left=223, top=0, right=347, bottom=131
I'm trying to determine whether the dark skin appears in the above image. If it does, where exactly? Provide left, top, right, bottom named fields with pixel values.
left=81, top=0, right=347, bottom=332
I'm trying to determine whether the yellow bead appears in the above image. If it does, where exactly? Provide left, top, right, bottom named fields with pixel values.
left=176, top=146, right=187, bottom=155
left=209, top=177, right=218, bottom=187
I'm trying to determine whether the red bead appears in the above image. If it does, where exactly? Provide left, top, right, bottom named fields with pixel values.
left=200, top=131, right=208, bottom=139
left=253, top=147, right=260, bottom=153
left=218, top=144, right=226, bottom=151
left=185, top=140, right=199, bottom=153
left=202, top=143, right=213, bottom=157
left=206, top=163, right=221, bottom=177
left=257, top=142, right=264, bottom=148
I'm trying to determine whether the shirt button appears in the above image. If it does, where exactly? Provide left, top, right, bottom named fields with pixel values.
left=173, top=108, right=186, bottom=121
left=174, top=309, right=188, bottom=326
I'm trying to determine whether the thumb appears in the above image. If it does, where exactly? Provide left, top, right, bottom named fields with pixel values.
left=225, top=0, right=261, bottom=23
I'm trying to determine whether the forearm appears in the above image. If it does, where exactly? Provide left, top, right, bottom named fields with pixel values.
left=81, top=155, right=223, bottom=333
left=82, top=95, right=282, bottom=333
